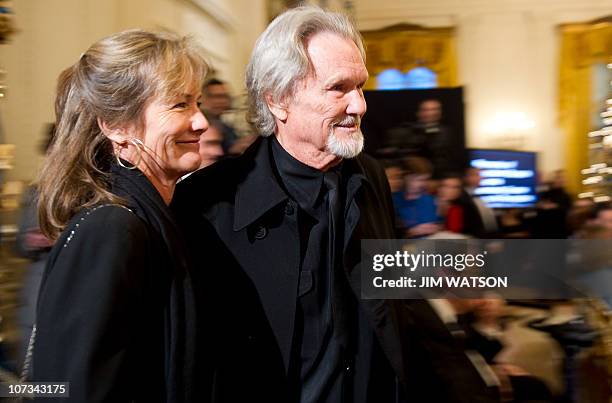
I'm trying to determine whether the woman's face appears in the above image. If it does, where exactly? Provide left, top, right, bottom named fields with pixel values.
left=133, top=85, right=208, bottom=180
left=438, top=178, right=462, bottom=201
left=406, top=174, right=428, bottom=195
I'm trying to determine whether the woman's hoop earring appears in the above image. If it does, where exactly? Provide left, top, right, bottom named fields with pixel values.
left=116, top=138, right=144, bottom=170
left=116, top=155, right=133, bottom=169
left=130, top=138, right=144, bottom=167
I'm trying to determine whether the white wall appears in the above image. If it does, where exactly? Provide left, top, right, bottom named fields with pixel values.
left=0, top=0, right=266, bottom=182
left=0, top=0, right=121, bottom=182
left=355, top=0, right=611, bottom=175
left=2, top=0, right=608, bottom=181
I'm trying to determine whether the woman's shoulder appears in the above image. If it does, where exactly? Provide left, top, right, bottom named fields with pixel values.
left=42, top=204, right=157, bottom=294
left=59, top=203, right=149, bottom=249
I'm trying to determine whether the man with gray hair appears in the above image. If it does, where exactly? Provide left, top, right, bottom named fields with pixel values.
left=174, top=6, right=410, bottom=402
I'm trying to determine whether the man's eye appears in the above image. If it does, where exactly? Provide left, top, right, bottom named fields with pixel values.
left=173, top=102, right=188, bottom=109
left=330, top=84, right=344, bottom=92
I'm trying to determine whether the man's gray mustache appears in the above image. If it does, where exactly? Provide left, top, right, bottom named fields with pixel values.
left=333, top=115, right=361, bottom=127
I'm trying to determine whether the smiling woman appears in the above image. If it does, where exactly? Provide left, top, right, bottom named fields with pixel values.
left=30, top=30, right=209, bottom=403
left=120, top=89, right=209, bottom=203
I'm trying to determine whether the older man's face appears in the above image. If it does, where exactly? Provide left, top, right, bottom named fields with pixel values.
left=283, top=32, right=368, bottom=160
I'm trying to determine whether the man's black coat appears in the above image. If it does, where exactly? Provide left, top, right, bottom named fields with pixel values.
left=173, top=137, right=412, bottom=402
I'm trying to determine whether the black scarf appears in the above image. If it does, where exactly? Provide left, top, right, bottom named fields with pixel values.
left=111, top=163, right=196, bottom=403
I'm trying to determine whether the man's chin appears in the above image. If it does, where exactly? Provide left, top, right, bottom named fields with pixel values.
left=326, top=130, right=364, bottom=159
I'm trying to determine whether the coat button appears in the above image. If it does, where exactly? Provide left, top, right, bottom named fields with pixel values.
left=344, top=358, right=354, bottom=374
left=254, top=225, right=268, bottom=240
left=284, top=202, right=295, bottom=216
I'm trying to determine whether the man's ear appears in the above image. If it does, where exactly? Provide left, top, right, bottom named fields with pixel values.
left=265, top=94, right=288, bottom=122
left=97, top=118, right=127, bottom=144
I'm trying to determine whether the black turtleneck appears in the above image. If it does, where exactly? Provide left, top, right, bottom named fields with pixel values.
left=271, top=136, right=327, bottom=216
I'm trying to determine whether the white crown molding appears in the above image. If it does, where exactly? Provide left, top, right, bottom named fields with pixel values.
left=357, top=3, right=610, bottom=30
left=358, top=15, right=457, bottom=30
left=183, top=0, right=237, bottom=31
left=357, top=0, right=611, bottom=21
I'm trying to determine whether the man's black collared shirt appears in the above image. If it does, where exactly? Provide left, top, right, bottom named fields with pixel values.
left=271, top=137, right=356, bottom=403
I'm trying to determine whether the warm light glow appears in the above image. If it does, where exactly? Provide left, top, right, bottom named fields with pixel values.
left=482, top=112, right=535, bottom=134
left=582, top=176, right=603, bottom=185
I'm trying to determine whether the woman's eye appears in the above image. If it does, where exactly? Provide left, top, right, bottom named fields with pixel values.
left=173, top=102, right=188, bottom=109
left=197, top=101, right=202, bottom=108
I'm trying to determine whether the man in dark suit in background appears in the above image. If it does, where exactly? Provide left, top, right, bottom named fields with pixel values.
left=201, top=78, right=239, bottom=153
left=460, top=167, right=498, bottom=237
left=174, top=6, right=413, bottom=403
left=385, top=98, right=459, bottom=179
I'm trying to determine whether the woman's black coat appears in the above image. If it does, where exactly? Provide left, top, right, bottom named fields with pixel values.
left=31, top=165, right=197, bottom=403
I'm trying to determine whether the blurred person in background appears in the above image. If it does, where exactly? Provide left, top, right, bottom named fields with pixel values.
left=498, top=208, right=530, bottom=238
left=402, top=297, right=552, bottom=403
left=382, top=160, right=404, bottom=194
left=539, top=170, right=572, bottom=211
left=461, top=167, right=498, bottom=237
left=201, top=78, right=258, bottom=156
left=573, top=220, right=612, bottom=307
left=174, top=6, right=412, bottom=403
left=32, top=30, right=208, bottom=402
left=402, top=297, right=500, bottom=403
left=385, top=98, right=457, bottom=179
left=438, top=174, right=465, bottom=234
left=198, top=118, right=224, bottom=168
left=593, top=202, right=612, bottom=231
left=533, top=170, right=572, bottom=238
left=567, top=198, right=597, bottom=237
left=574, top=202, right=612, bottom=306
left=383, top=160, right=407, bottom=237
left=393, top=157, right=440, bottom=238
left=201, top=78, right=239, bottom=152
left=459, top=298, right=553, bottom=403
left=14, top=123, right=55, bottom=364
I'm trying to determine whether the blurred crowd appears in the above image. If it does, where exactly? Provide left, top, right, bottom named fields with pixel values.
left=384, top=159, right=612, bottom=241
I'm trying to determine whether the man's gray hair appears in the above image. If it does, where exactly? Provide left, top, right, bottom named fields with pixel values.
left=245, top=6, right=365, bottom=136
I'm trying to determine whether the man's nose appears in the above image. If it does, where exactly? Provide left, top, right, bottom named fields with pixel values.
left=346, top=88, right=366, bottom=117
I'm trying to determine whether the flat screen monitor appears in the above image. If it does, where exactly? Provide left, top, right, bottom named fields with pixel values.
left=468, top=149, right=537, bottom=208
